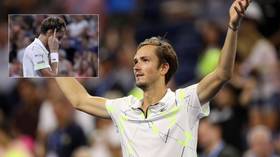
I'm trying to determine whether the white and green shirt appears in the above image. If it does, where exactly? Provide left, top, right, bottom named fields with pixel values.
left=105, top=84, right=210, bottom=157
left=23, top=38, right=50, bottom=77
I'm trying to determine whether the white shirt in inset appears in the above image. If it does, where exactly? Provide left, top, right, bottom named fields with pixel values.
left=23, top=38, right=50, bottom=77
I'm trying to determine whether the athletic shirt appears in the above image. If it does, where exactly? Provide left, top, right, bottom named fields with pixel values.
left=23, top=38, right=50, bottom=77
left=105, top=84, right=210, bottom=157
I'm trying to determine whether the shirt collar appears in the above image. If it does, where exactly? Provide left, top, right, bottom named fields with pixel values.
left=130, top=88, right=175, bottom=113
left=35, top=38, right=49, bottom=55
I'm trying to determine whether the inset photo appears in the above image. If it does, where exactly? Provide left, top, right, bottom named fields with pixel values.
left=9, top=14, right=99, bottom=77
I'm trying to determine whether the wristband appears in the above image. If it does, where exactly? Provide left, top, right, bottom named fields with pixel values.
left=50, top=53, right=59, bottom=63
left=228, top=24, right=239, bottom=31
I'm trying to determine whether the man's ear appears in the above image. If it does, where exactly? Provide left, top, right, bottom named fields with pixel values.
left=160, top=63, right=169, bottom=76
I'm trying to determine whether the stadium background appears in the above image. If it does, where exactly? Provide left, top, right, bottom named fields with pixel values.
left=0, top=0, right=280, bottom=157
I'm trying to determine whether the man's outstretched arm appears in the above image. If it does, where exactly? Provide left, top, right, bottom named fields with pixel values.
left=197, top=0, right=251, bottom=104
left=55, top=78, right=110, bottom=118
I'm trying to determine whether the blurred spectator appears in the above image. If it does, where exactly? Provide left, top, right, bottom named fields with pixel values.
left=68, top=16, right=89, bottom=38
left=238, top=2, right=280, bottom=106
left=46, top=95, right=87, bottom=157
left=196, top=20, right=223, bottom=78
left=211, top=84, right=248, bottom=151
left=88, top=117, right=121, bottom=157
left=243, top=125, right=279, bottom=157
left=12, top=79, right=43, bottom=141
left=58, top=49, right=73, bottom=76
left=0, top=123, right=33, bottom=157
left=74, top=52, right=97, bottom=77
left=198, top=117, right=240, bottom=157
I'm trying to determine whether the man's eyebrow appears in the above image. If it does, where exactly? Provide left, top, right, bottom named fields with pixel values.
left=140, top=56, right=150, bottom=59
left=134, top=55, right=150, bottom=61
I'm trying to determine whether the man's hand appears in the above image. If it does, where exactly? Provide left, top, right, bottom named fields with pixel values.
left=46, top=29, right=59, bottom=76
left=229, top=0, right=251, bottom=29
left=48, top=29, right=59, bottom=53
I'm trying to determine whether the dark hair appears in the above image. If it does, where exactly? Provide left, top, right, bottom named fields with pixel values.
left=40, top=16, right=66, bottom=34
left=137, top=37, right=178, bottom=84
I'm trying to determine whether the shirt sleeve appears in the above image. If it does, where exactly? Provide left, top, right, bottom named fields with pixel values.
left=105, top=96, right=130, bottom=125
left=31, top=46, right=50, bottom=71
left=176, top=84, right=210, bottom=124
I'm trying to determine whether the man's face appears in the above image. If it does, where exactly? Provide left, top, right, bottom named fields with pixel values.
left=133, top=45, right=162, bottom=89
left=198, top=120, right=217, bottom=148
left=251, top=133, right=273, bottom=157
left=47, top=28, right=65, bottom=43
left=55, top=28, right=66, bottom=42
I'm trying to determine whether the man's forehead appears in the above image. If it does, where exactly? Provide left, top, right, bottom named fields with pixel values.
left=134, top=45, right=157, bottom=58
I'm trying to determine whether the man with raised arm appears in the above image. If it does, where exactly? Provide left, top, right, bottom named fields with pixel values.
left=56, top=0, right=251, bottom=156
left=23, top=16, right=66, bottom=77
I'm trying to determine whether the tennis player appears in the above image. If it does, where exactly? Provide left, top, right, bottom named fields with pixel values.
left=22, top=16, right=66, bottom=77
left=56, top=0, right=251, bottom=156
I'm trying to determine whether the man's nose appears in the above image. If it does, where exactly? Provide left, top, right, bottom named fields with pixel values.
left=133, top=62, right=141, bottom=70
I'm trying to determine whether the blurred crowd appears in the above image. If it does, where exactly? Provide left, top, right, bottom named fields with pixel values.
left=1, top=0, right=280, bottom=157
left=9, top=15, right=99, bottom=77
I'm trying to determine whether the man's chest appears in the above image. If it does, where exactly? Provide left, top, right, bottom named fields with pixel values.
left=118, top=107, right=194, bottom=147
